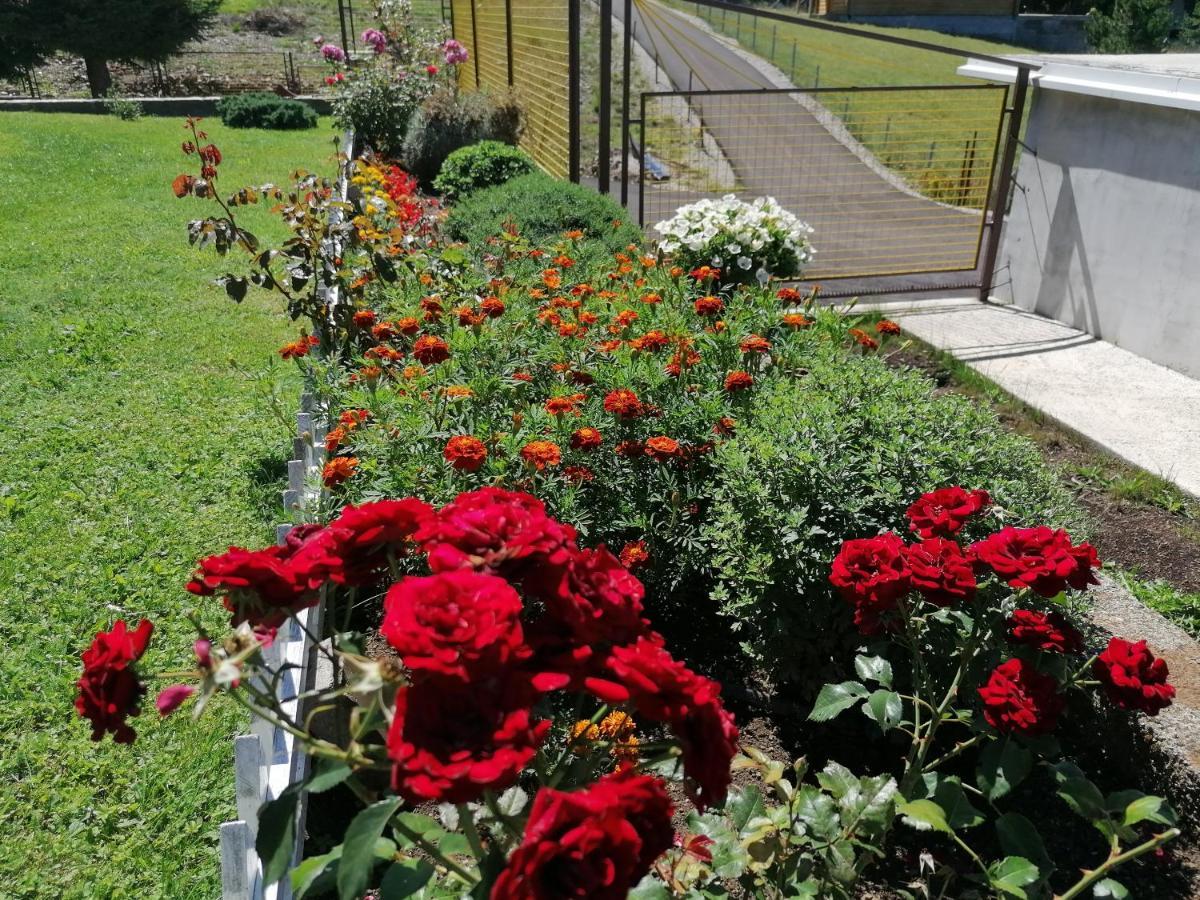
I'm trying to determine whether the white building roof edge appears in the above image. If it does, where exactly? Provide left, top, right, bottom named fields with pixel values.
left=958, top=57, right=1200, bottom=112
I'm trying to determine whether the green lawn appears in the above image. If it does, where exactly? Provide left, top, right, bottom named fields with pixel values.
left=0, top=113, right=336, bottom=898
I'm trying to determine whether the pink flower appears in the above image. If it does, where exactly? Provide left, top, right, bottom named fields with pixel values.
left=361, top=28, right=387, bottom=53
left=442, top=38, right=469, bottom=65
left=156, top=685, right=196, bottom=716
left=321, top=43, right=346, bottom=63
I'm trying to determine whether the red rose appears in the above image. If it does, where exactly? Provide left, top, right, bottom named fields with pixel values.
left=1094, top=637, right=1175, bottom=715
left=444, top=434, right=488, bottom=472
left=417, top=487, right=578, bottom=586
left=294, top=498, right=433, bottom=587
left=978, top=657, right=1064, bottom=735
left=187, top=544, right=312, bottom=628
left=490, top=769, right=674, bottom=900
left=536, top=546, right=648, bottom=646
left=903, top=538, right=976, bottom=607
left=388, top=674, right=549, bottom=803
left=970, top=527, right=1100, bottom=597
left=1007, top=609, right=1084, bottom=654
left=75, top=619, right=154, bottom=743
left=906, top=487, right=991, bottom=538
left=381, top=570, right=527, bottom=679
left=603, top=636, right=738, bottom=809
left=829, top=534, right=911, bottom=635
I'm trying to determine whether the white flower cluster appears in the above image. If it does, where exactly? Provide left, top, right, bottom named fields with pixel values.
left=654, top=195, right=815, bottom=278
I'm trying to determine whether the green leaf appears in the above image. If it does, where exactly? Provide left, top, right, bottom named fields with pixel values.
left=977, top=740, right=1032, bottom=802
left=307, top=759, right=352, bottom=794
left=1092, top=877, right=1130, bottom=898
left=628, top=878, right=672, bottom=900
left=863, top=689, right=903, bottom=734
left=338, top=797, right=403, bottom=900
left=726, top=784, right=766, bottom=832
left=438, top=831, right=471, bottom=857
left=854, top=654, right=893, bottom=688
left=793, top=785, right=839, bottom=842
left=1119, top=793, right=1176, bottom=828
left=996, top=813, right=1052, bottom=874
left=988, top=856, right=1039, bottom=898
left=808, top=682, right=868, bottom=722
left=897, top=799, right=952, bottom=834
left=256, top=787, right=302, bottom=885
left=379, top=857, right=436, bottom=899
left=291, top=847, right=342, bottom=898
left=1051, top=762, right=1107, bottom=822
left=920, top=775, right=984, bottom=831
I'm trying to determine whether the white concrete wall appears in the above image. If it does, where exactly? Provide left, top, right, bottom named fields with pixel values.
left=997, top=88, right=1200, bottom=379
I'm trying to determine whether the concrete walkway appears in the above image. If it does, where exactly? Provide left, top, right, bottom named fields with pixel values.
left=870, top=298, right=1200, bottom=498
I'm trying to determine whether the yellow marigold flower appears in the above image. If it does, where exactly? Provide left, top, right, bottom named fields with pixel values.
left=444, top=385, right=474, bottom=400
left=569, top=719, right=600, bottom=754
left=611, top=735, right=639, bottom=763
left=599, top=710, right=636, bottom=740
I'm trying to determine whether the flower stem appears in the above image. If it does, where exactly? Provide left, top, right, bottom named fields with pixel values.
left=391, top=817, right=479, bottom=885
left=1056, top=829, right=1180, bottom=900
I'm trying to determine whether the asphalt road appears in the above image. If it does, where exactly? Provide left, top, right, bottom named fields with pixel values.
left=619, top=0, right=989, bottom=283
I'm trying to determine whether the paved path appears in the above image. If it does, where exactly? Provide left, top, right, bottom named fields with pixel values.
left=868, top=298, right=1200, bottom=498
left=623, top=0, right=986, bottom=279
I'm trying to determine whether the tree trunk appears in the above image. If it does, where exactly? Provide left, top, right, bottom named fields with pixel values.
left=84, top=56, right=112, bottom=98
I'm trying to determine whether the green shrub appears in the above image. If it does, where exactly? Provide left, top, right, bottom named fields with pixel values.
left=445, top=171, right=641, bottom=264
left=332, top=66, right=432, bottom=156
left=102, top=88, right=143, bottom=121
left=216, top=92, right=318, bottom=130
left=702, top=349, right=1085, bottom=680
left=400, top=87, right=523, bottom=187
left=432, top=139, right=536, bottom=199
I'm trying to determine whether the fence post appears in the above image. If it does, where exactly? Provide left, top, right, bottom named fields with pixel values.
left=599, top=0, right=613, bottom=193
left=771, top=25, right=777, bottom=59
left=979, top=68, right=1028, bottom=302
left=620, top=0, right=633, bottom=206
left=505, top=0, right=514, bottom=85
left=568, top=0, right=581, bottom=182
left=336, top=0, right=350, bottom=58
left=470, top=0, right=481, bottom=88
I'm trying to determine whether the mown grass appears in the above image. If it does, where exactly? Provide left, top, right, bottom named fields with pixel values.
left=0, top=113, right=337, bottom=898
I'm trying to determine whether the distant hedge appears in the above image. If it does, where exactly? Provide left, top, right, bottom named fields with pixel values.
left=216, top=92, right=318, bottom=130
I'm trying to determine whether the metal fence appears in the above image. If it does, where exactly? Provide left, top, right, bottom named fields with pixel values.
left=451, top=0, right=580, bottom=180
left=638, top=84, right=1007, bottom=280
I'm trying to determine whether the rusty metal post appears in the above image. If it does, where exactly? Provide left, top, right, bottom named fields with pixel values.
left=979, top=67, right=1029, bottom=303
left=599, top=0, right=613, bottom=193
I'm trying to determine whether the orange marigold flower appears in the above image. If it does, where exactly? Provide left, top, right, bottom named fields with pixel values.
left=640, top=293, right=661, bottom=305
left=372, top=322, right=399, bottom=343
left=443, top=435, right=488, bottom=472
left=279, top=336, right=315, bottom=359
left=640, top=255, right=657, bottom=268
left=579, top=310, right=598, bottom=326
left=352, top=309, right=378, bottom=328
left=644, top=436, right=681, bottom=461
left=630, top=330, right=670, bottom=353
left=611, top=735, right=639, bottom=762
left=570, top=427, right=603, bottom=451
left=412, top=335, right=450, bottom=364
left=724, top=370, right=754, bottom=392
left=324, top=425, right=347, bottom=452
left=511, top=371, right=534, bottom=383
left=739, top=334, right=771, bottom=354
left=553, top=254, right=575, bottom=268
left=359, top=364, right=383, bottom=381
left=599, top=710, right=636, bottom=740
left=776, top=287, right=803, bottom=303
left=545, top=393, right=587, bottom=416
left=402, top=364, right=426, bottom=380
left=782, top=313, right=813, bottom=329
left=709, top=320, right=727, bottom=334
left=520, top=440, right=562, bottom=471
left=558, top=323, right=581, bottom=338
left=714, top=416, right=736, bottom=436
left=595, top=339, right=623, bottom=353
left=615, top=309, right=639, bottom=328
left=480, top=296, right=505, bottom=318
left=849, top=328, right=879, bottom=351
left=564, top=464, right=595, bottom=483
left=569, top=719, right=600, bottom=752
left=614, top=440, right=644, bottom=458
left=541, top=268, right=562, bottom=289
left=419, top=272, right=434, bottom=286
left=564, top=229, right=585, bottom=240
left=339, top=408, right=370, bottom=429
left=876, top=319, right=902, bottom=335
left=619, top=540, right=650, bottom=568
left=396, top=316, right=421, bottom=335
left=694, top=295, right=724, bottom=316
left=444, top=385, right=474, bottom=400
left=322, top=456, right=358, bottom=487
left=420, top=296, right=444, bottom=321
left=690, top=265, right=720, bottom=281
left=669, top=265, right=684, bottom=278
left=603, top=389, right=642, bottom=419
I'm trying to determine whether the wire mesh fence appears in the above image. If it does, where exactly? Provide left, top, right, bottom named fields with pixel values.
left=639, top=84, right=1006, bottom=280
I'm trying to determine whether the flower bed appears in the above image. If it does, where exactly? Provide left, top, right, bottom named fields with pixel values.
left=68, top=109, right=1190, bottom=898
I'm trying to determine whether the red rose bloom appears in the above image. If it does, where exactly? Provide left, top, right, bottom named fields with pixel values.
left=187, top=544, right=313, bottom=628
left=570, top=427, right=603, bottom=451
left=723, top=370, right=753, bottom=392
left=903, top=538, right=976, bottom=607
left=75, top=619, right=154, bottom=744
left=970, top=527, right=1100, bottom=597
left=603, top=636, right=738, bottom=809
left=382, top=570, right=527, bottom=679
left=644, top=436, right=680, bottom=462
left=906, top=487, right=991, bottom=538
left=1007, top=609, right=1085, bottom=654
left=413, top=334, right=451, bottom=364
left=538, top=546, right=647, bottom=646
left=490, top=769, right=674, bottom=900
left=1094, top=638, right=1175, bottom=715
left=293, top=498, right=433, bottom=587
left=829, top=534, right=911, bottom=635
left=388, top=675, right=549, bottom=803
left=603, top=389, right=642, bottom=419
left=444, top=435, right=488, bottom=472
left=978, top=657, right=1065, bottom=735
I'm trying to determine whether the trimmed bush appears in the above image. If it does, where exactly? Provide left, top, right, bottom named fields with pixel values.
left=433, top=139, right=536, bottom=199
left=445, top=171, right=641, bottom=264
left=216, top=92, right=318, bottom=130
left=400, top=87, right=523, bottom=187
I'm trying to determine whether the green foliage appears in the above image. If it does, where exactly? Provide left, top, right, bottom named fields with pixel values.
left=103, top=88, right=144, bottom=121
left=0, top=112, right=326, bottom=897
left=1085, top=0, right=1174, bottom=52
left=1117, top=572, right=1200, bottom=637
left=217, top=92, right=319, bottom=130
left=400, top=87, right=524, bottom=187
left=445, top=172, right=641, bottom=266
left=704, top=350, right=1083, bottom=675
left=432, top=140, right=536, bottom=200
left=332, top=65, right=433, bottom=158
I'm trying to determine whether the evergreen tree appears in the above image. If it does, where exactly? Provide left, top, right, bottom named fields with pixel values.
left=1085, top=0, right=1175, bottom=52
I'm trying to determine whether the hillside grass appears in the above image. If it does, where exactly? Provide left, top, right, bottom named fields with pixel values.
left=0, top=113, right=336, bottom=898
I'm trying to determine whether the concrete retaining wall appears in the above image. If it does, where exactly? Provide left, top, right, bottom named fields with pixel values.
left=0, top=96, right=332, bottom=116
left=996, top=88, right=1200, bottom=379
left=827, top=14, right=1087, bottom=50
